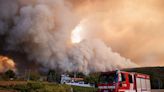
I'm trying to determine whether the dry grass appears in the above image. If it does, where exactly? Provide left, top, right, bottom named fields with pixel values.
left=0, top=90, right=17, bottom=92
left=0, top=81, right=27, bottom=86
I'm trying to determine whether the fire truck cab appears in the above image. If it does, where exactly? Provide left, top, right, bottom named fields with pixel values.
left=98, top=70, right=151, bottom=92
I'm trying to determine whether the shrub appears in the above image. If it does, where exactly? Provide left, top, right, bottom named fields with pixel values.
left=72, top=86, right=97, bottom=92
left=1, top=70, right=16, bottom=80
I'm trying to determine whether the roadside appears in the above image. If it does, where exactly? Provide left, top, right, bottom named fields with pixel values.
left=151, top=89, right=164, bottom=92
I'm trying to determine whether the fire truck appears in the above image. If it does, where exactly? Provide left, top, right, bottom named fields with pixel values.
left=98, top=70, right=151, bottom=92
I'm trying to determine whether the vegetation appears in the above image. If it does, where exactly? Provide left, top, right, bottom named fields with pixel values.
left=84, top=73, right=100, bottom=87
left=0, top=81, right=97, bottom=92
left=0, top=69, right=16, bottom=80
left=28, top=71, right=41, bottom=81
left=12, top=82, right=72, bottom=92
left=72, top=86, right=97, bottom=92
left=47, top=70, right=61, bottom=83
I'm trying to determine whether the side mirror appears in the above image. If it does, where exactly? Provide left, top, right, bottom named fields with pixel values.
left=119, top=83, right=122, bottom=87
left=118, top=74, right=122, bottom=82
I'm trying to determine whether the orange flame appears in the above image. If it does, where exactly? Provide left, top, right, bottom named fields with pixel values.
left=0, top=56, right=16, bottom=73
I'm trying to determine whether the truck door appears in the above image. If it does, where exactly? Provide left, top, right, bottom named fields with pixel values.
left=128, top=74, right=136, bottom=92
left=118, top=73, right=129, bottom=91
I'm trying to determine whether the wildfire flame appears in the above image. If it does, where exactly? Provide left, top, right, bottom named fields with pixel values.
left=71, top=25, right=83, bottom=44
left=0, top=56, right=16, bottom=73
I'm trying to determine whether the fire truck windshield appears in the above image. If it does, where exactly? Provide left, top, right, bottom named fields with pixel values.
left=99, top=73, right=118, bottom=84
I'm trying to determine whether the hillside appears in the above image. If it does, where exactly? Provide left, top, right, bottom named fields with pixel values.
left=123, top=67, right=164, bottom=89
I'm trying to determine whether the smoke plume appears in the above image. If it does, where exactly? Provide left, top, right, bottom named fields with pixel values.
left=69, top=0, right=164, bottom=67
left=0, top=0, right=147, bottom=74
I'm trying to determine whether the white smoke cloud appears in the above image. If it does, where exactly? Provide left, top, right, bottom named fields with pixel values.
left=0, top=0, right=137, bottom=74
left=69, top=39, right=137, bottom=74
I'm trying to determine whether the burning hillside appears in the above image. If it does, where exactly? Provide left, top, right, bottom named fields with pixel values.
left=1, top=0, right=163, bottom=74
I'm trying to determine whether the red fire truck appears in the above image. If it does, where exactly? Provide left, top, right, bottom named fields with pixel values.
left=98, top=70, right=151, bottom=92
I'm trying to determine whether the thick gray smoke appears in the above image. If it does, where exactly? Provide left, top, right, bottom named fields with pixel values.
left=0, top=0, right=137, bottom=74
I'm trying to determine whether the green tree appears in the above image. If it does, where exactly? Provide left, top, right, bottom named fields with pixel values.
left=2, top=69, right=16, bottom=80
left=84, top=73, right=100, bottom=85
left=47, top=70, right=61, bottom=83
left=29, top=71, right=41, bottom=81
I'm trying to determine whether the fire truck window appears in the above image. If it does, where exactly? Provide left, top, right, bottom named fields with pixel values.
left=121, top=73, right=126, bottom=82
left=128, top=74, right=133, bottom=83
left=99, top=73, right=117, bottom=84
